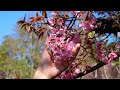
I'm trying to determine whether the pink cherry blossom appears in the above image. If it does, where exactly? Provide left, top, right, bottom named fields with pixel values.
left=71, top=11, right=77, bottom=15
left=115, top=43, right=120, bottom=48
left=51, top=11, right=59, bottom=16
left=90, top=18, right=96, bottom=25
left=48, top=18, right=55, bottom=26
left=100, top=52, right=118, bottom=63
left=56, top=38, right=61, bottom=44
left=89, top=23, right=94, bottom=29
left=49, top=26, right=57, bottom=33
left=63, top=26, right=67, bottom=30
left=101, top=56, right=109, bottom=63
left=57, top=18, right=63, bottom=26
left=77, top=13, right=82, bottom=18
left=79, top=21, right=95, bottom=31
left=76, top=11, right=81, bottom=13
left=67, top=41, right=75, bottom=50
left=79, top=22, right=84, bottom=28
left=108, top=52, right=117, bottom=59
left=49, top=34, right=56, bottom=41
left=51, top=45, right=59, bottom=54
left=57, top=28, right=64, bottom=35
left=84, top=21, right=92, bottom=31
left=54, top=56, right=62, bottom=64
left=56, top=37, right=65, bottom=45
left=73, top=68, right=80, bottom=74
left=71, top=11, right=82, bottom=15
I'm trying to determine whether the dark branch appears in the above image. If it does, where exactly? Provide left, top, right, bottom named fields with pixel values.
left=74, top=54, right=120, bottom=79
left=100, top=33, right=111, bottom=42
left=67, top=15, right=76, bottom=29
left=70, top=14, right=78, bottom=29
left=74, top=61, right=106, bottom=79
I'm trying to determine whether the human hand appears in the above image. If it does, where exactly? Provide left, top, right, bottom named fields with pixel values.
left=33, top=33, right=80, bottom=79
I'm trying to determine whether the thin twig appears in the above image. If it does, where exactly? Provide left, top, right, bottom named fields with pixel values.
left=100, top=33, right=111, bottom=42
left=70, top=14, right=78, bottom=28
left=67, top=15, right=76, bottom=29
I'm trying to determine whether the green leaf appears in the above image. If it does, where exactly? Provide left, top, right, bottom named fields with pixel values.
left=88, top=31, right=95, bottom=38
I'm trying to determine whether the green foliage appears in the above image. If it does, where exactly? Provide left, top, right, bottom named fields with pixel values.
left=88, top=31, right=95, bottom=38
left=0, top=26, right=43, bottom=79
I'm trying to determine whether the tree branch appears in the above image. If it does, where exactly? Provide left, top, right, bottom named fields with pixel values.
left=70, top=14, right=78, bottom=29
left=100, top=33, right=111, bottom=42
left=74, top=61, right=106, bottom=79
left=74, top=54, right=120, bottom=79
left=67, top=15, right=76, bottom=29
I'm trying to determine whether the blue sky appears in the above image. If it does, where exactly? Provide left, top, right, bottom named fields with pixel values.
left=0, top=11, right=38, bottom=44
left=0, top=11, right=117, bottom=45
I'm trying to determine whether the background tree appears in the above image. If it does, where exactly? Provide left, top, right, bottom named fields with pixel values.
left=0, top=24, right=43, bottom=79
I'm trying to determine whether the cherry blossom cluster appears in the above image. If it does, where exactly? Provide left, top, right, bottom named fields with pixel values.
left=46, top=11, right=83, bottom=64
left=79, top=20, right=97, bottom=31
left=96, top=42, right=118, bottom=63
left=17, top=11, right=119, bottom=79
left=45, top=11, right=119, bottom=78
left=56, top=62, right=80, bottom=79
left=46, top=26, right=80, bottom=64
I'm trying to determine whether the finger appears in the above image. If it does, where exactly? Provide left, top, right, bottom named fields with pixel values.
left=72, top=43, right=80, bottom=56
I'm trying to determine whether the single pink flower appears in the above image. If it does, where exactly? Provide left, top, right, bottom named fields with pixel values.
left=51, top=11, right=59, bottom=16
left=56, top=38, right=61, bottom=43
left=71, top=11, right=77, bottom=15
left=49, top=26, right=57, bottom=33
left=56, top=37, right=64, bottom=46
left=49, top=34, right=56, bottom=41
left=89, top=23, right=94, bottom=30
left=73, top=68, right=80, bottom=74
left=52, top=45, right=59, bottom=54
left=54, top=56, right=62, bottom=64
left=76, top=11, right=81, bottom=13
left=57, top=18, right=63, bottom=25
left=108, top=52, right=117, bottom=59
left=94, top=24, right=98, bottom=28
left=84, top=21, right=92, bottom=31
left=101, top=56, right=109, bottom=63
left=77, top=13, right=82, bottom=18
left=56, top=28, right=65, bottom=35
left=79, top=22, right=84, bottom=28
left=115, top=43, right=120, bottom=48
left=48, top=18, right=55, bottom=26
left=62, top=26, right=67, bottom=31
left=90, top=18, right=96, bottom=25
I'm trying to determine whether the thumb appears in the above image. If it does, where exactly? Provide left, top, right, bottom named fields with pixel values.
left=72, top=43, right=80, bottom=56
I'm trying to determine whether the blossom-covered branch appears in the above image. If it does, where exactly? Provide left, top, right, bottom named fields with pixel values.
left=17, top=11, right=120, bottom=79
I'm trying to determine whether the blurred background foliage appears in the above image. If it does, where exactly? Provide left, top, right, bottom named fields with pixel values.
left=0, top=26, right=44, bottom=79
